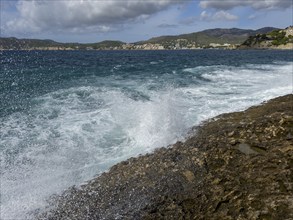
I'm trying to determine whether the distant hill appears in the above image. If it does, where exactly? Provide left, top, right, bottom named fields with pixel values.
left=91, top=40, right=125, bottom=48
left=0, top=38, right=125, bottom=50
left=0, top=27, right=280, bottom=50
left=139, top=27, right=279, bottom=47
left=0, top=37, right=76, bottom=50
left=0, top=37, right=63, bottom=50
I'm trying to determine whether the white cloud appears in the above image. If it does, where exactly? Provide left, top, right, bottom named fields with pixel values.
left=248, top=14, right=257, bottom=20
left=5, top=0, right=186, bottom=34
left=200, top=10, right=238, bottom=21
left=199, top=0, right=293, bottom=10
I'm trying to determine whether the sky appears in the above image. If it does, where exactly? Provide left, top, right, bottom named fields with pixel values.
left=1, top=0, right=292, bottom=43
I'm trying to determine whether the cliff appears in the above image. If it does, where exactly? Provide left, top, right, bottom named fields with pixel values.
left=38, top=94, right=293, bottom=219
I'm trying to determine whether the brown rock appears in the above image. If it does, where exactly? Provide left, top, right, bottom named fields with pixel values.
left=183, top=170, right=195, bottom=182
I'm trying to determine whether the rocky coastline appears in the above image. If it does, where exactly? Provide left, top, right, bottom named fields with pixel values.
left=38, top=94, right=293, bottom=220
left=239, top=27, right=293, bottom=50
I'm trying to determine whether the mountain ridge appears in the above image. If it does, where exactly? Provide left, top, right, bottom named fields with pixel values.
left=136, top=27, right=278, bottom=45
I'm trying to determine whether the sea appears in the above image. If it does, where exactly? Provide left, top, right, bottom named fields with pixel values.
left=0, top=50, right=292, bottom=219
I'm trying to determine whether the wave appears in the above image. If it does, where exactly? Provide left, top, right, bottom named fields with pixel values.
left=0, top=61, right=292, bottom=219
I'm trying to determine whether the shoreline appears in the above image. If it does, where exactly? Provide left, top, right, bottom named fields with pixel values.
left=38, top=94, right=293, bottom=219
left=1, top=47, right=292, bottom=51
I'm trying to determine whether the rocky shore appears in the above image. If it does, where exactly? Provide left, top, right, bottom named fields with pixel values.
left=239, top=27, right=293, bottom=50
left=38, top=94, right=293, bottom=220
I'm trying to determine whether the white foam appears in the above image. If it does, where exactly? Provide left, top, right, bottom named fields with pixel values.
left=0, top=62, right=292, bottom=219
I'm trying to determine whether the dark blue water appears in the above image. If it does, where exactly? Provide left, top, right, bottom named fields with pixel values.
left=0, top=50, right=292, bottom=219
left=1, top=50, right=292, bottom=117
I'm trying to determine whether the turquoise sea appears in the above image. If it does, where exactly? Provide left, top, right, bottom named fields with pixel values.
left=0, top=50, right=292, bottom=219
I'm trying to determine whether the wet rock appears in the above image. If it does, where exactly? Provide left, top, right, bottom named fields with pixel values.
left=37, top=94, right=293, bottom=220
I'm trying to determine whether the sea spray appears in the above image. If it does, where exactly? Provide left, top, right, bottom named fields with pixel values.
left=0, top=50, right=292, bottom=219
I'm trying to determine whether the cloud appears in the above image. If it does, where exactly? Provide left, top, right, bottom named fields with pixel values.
left=200, top=10, right=238, bottom=21
left=157, top=23, right=178, bottom=28
left=199, top=0, right=293, bottom=10
left=180, top=16, right=197, bottom=25
left=5, top=0, right=186, bottom=34
left=248, top=14, right=257, bottom=20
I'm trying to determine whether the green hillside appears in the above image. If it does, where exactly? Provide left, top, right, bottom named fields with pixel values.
left=0, top=37, right=63, bottom=49
left=139, top=27, right=278, bottom=47
left=87, top=40, right=125, bottom=50
left=0, top=38, right=125, bottom=50
left=241, top=27, right=293, bottom=49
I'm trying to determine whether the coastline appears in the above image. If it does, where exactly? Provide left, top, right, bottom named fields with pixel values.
left=38, top=94, right=293, bottom=219
left=1, top=46, right=292, bottom=51
left=1, top=46, right=293, bottom=51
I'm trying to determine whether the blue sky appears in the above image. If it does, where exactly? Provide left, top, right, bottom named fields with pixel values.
left=1, top=0, right=292, bottom=43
